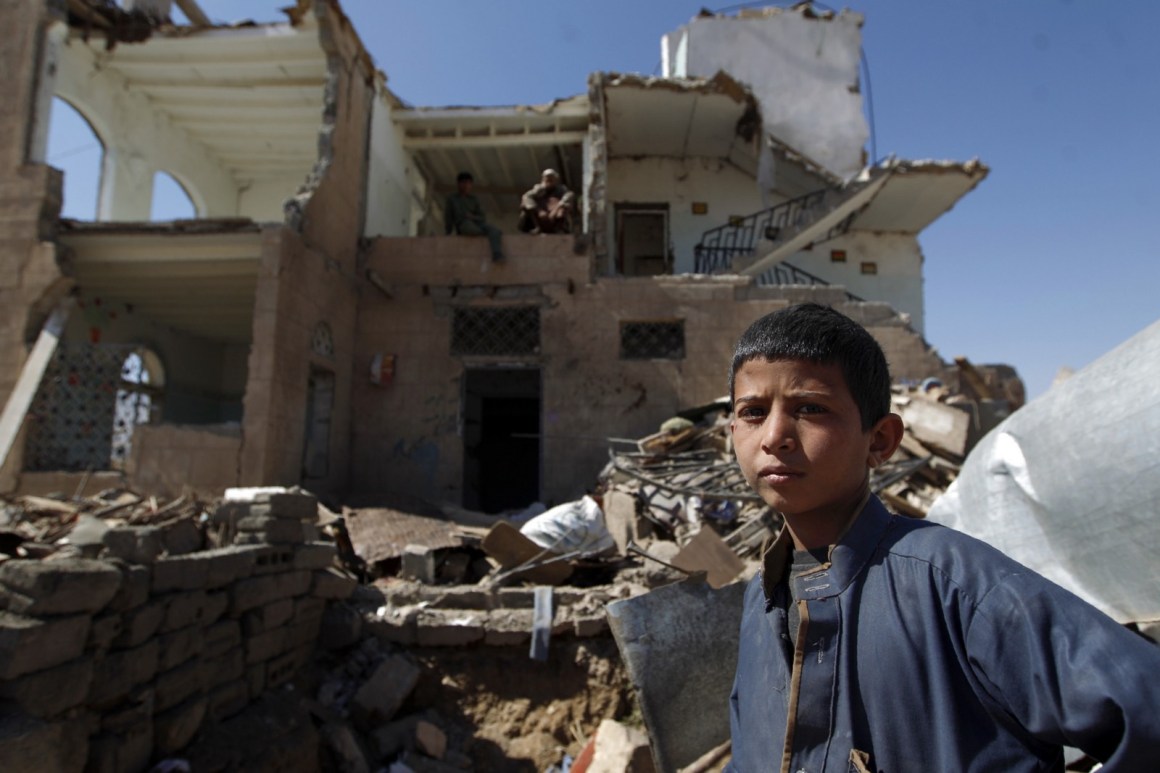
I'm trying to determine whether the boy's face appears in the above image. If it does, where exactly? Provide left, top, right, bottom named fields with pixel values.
left=731, top=357, right=897, bottom=539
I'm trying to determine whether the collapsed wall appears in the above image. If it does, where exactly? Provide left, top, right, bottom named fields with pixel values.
left=0, top=491, right=355, bottom=770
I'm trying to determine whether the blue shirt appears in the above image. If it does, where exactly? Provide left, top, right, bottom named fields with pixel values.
left=727, top=496, right=1160, bottom=772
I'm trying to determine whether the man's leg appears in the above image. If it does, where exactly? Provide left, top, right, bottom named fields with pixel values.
left=485, top=224, right=504, bottom=261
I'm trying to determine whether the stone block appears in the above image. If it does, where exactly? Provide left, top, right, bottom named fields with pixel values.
left=350, top=655, right=420, bottom=727
left=203, top=619, right=242, bottom=659
left=247, top=663, right=266, bottom=701
left=88, top=613, right=122, bottom=652
left=401, top=545, right=436, bottom=584
left=231, top=571, right=309, bottom=615
left=294, top=542, right=337, bottom=570
left=87, top=725, right=152, bottom=773
left=366, top=615, right=417, bottom=647
left=249, top=545, right=296, bottom=575
left=101, top=526, right=163, bottom=565
left=202, top=591, right=229, bottom=626
left=0, top=708, right=75, bottom=773
left=158, top=626, right=205, bottom=671
left=0, top=657, right=92, bottom=718
left=159, top=590, right=208, bottom=632
left=89, top=640, right=159, bottom=707
left=415, top=720, right=447, bottom=760
left=484, top=628, right=530, bottom=647
left=251, top=492, right=318, bottom=521
left=574, top=615, right=609, bottom=638
left=320, top=720, right=372, bottom=773
left=203, top=545, right=258, bottom=588
left=242, top=598, right=294, bottom=636
left=294, top=596, right=325, bottom=622
left=265, top=647, right=306, bottom=689
left=318, top=603, right=362, bottom=651
left=312, top=568, right=357, bottom=600
left=161, top=519, right=203, bottom=556
left=201, top=648, right=244, bottom=690
left=105, top=563, right=150, bottom=613
left=152, top=553, right=210, bottom=592
left=0, top=611, right=90, bottom=680
left=153, top=695, right=207, bottom=755
left=237, top=516, right=305, bottom=546
left=154, top=660, right=205, bottom=713
left=114, top=601, right=164, bottom=649
left=0, top=558, right=121, bottom=615
left=99, top=687, right=153, bottom=734
left=245, top=626, right=288, bottom=665
left=207, top=680, right=249, bottom=723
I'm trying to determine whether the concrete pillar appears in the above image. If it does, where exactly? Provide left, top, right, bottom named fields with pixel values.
left=98, top=148, right=154, bottom=221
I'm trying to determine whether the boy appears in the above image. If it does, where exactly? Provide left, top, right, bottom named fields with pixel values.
left=726, top=303, right=1160, bottom=772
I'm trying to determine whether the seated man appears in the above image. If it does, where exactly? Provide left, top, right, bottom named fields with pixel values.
left=518, top=168, right=575, bottom=234
left=444, top=171, right=503, bottom=261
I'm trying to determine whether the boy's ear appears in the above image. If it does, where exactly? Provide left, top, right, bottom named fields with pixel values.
left=866, top=412, right=904, bottom=468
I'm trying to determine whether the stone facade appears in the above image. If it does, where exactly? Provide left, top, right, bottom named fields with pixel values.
left=0, top=492, right=353, bottom=770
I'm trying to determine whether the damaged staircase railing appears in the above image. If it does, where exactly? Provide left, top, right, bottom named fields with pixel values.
left=693, top=188, right=827, bottom=274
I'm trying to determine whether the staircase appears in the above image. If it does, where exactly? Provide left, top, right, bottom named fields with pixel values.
left=693, top=166, right=894, bottom=288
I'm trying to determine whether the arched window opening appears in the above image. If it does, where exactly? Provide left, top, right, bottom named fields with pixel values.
left=111, top=347, right=165, bottom=466
left=151, top=170, right=198, bottom=220
left=47, top=96, right=104, bottom=220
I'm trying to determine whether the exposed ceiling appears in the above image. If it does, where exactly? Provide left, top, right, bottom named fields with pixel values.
left=852, top=160, right=990, bottom=233
left=395, top=99, right=589, bottom=225
left=61, top=223, right=263, bottom=344
left=64, top=19, right=328, bottom=186
left=602, top=73, right=760, bottom=176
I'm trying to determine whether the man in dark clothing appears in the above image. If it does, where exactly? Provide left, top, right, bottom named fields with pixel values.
left=444, top=172, right=503, bottom=261
left=518, top=168, right=575, bottom=234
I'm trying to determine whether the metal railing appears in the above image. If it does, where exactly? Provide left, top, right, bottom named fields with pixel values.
left=756, top=261, right=864, bottom=302
left=693, top=189, right=828, bottom=274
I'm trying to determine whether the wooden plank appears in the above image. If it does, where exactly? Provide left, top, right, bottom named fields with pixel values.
left=0, top=301, right=71, bottom=472
left=481, top=521, right=573, bottom=585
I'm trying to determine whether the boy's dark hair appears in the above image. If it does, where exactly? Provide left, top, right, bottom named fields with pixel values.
left=456, top=171, right=474, bottom=182
left=730, top=303, right=891, bottom=430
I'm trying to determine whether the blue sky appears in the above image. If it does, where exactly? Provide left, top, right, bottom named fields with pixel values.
left=48, top=1, right=1160, bottom=399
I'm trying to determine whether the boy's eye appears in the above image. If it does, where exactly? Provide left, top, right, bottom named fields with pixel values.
left=797, top=403, right=826, bottom=415
left=737, top=406, right=767, bottom=421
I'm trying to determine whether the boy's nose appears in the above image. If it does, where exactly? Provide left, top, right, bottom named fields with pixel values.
left=761, top=411, right=796, bottom=453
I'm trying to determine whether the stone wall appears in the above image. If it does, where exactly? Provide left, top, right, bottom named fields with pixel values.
left=125, top=423, right=242, bottom=499
left=352, top=235, right=944, bottom=506
left=0, top=492, right=355, bottom=771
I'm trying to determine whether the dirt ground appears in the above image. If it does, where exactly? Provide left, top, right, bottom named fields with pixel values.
left=406, top=638, right=637, bottom=770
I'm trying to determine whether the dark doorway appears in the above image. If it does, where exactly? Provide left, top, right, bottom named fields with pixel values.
left=302, top=368, right=335, bottom=481
left=462, top=368, right=541, bottom=513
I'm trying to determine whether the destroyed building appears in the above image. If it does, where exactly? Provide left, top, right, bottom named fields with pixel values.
left=0, top=1, right=1045, bottom=770
left=1, top=0, right=991, bottom=511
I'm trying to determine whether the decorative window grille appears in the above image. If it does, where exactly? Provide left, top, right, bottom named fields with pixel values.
left=451, top=306, right=540, bottom=356
left=620, top=320, right=685, bottom=360
left=24, top=343, right=162, bottom=471
left=312, top=322, right=335, bottom=358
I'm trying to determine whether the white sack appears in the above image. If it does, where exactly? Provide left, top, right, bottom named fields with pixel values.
left=927, top=318, right=1160, bottom=623
left=520, top=495, right=615, bottom=555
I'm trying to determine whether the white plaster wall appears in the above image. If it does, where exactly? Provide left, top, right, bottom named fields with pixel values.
left=663, top=11, right=868, bottom=179
left=54, top=39, right=239, bottom=220
left=363, top=95, right=424, bottom=237
left=605, top=156, right=769, bottom=275
left=237, top=178, right=303, bottom=221
left=781, top=231, right=926, bottom=332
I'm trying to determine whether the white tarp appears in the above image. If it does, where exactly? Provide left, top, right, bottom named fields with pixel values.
left=927, top=318, right=1160, bottom=624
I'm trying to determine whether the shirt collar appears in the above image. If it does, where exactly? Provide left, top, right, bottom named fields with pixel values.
left=761, top=494, right=894, bottom=604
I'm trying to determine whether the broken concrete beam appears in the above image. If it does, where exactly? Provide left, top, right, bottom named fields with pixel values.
left=899, top=398, right=971, bottom=458
left=350, top=654, right=420, bottom=728
left=0, top=558, right=121, bottom=615
left=0, top=611, right=91, bottom=680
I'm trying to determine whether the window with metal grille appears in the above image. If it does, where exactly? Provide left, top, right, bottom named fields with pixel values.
left=620, top=320, right=685, bottom=360
left=451, top=306, right=541, bottom=356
